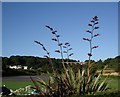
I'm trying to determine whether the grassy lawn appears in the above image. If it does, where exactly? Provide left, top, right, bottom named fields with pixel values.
left=1, top=75, right=120, bottom=92
left=100, top=75, right=120, bottom=92
left=2, top=81, right=34, bottom=90
left=108, top=76, right=120, bottom=91
left=70, top=92, right=120, bottom=97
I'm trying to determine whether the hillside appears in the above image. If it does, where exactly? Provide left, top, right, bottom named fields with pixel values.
left=2, top=55, right=120, bottom=76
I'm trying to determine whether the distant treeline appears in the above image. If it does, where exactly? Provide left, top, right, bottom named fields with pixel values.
left=2, top=56, right=77, bottom=76
left=2, top=55, right=120, bottom=76
left=2, top=55, right=77, bottom=69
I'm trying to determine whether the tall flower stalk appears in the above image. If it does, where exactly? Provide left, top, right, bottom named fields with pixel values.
left=83, top=16, right=100, bottom=89
left=45, top=25, right=66, bottom=70
left=34, top=40, right=55, bottom=73
left=45, top=25, right=71, bottom=86
left=63, top=42, right=73, bottom=62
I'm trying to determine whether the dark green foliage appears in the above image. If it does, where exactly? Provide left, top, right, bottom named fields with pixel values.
left=2, top=56, right=77, bottom=76
left=2, top=68, right=36, bottom=76
left=3, top=55, right=120, bottom=71
left=2, top=56, right=77, bottom=69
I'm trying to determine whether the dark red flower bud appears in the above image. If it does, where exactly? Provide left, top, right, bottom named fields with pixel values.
left=68, top=44, right=70, bottom=47
left=94, top=27, right=99, bottom=29
left=55, top=50, right=60, bottom=53
left=94, top=16, right=98, bottom=19
left=63, top=51, right=67, bottom=53
left=69, top=53, right=73, bottom=56
left=91, top=20, right=95, bottom=23
left=94, top=34, right=100, bottom=37
left=52, top=31, right=57, bottom=34
left=52, top=38, right=57, bottom=41
left=94, top=18, right=99, bottom=21
left=69, top=48, right=72, bottom=50
left=44, top=55, right=49, bottom=58
left=47, top=52, right=50, bottom=55
left=86, top=30, right=92, bottom=33
left=83, top=38, right=87, bottom=40
left=92, top=46, right=99, bottom=49
left=56, top=35, right=60, bottom=37
left=43, top=47, right=46, bottom=51
left=50, top=28, right=53, bottom=31
left=52, top=38, right=55, bottom=40
left=95, top=22, right=99, bottom=24
left=58, top=43, right=63, bottom=46
left=63, top=46, right=66, bottom=48
left=88, top=53, right=92, bottom=56
left=83, top=38, right=91, bottom=41
left=34, top=40, right=43, bottom=46
left=88, top=24, right=92, bottom=26
left=65, top=42, right=69, bottom=45
left=45, top=25, right=53, bottom=31
left=93, top=16, right=99, bottom=21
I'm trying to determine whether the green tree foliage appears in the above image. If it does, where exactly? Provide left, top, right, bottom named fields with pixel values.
left=2, top=55, right=120, bottom=74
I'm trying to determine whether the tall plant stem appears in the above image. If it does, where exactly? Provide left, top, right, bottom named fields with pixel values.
left=48, top=55, right=55, bottom=74
left=56, top=35, right=66, bottom=70
left=87, top=25, right=94, bottom=88
left=66, top=46, right=69, bottom=62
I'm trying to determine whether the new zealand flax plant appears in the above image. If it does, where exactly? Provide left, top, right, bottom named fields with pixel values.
left=30, top=16, right=110, bottom=97
left=83, top=16, right=100, bottom=90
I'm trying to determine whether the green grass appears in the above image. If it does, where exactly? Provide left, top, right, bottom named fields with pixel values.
left=70, top=92, right=120, bottom=97
left=2, top=81, right=34, bottom=90
left=1, top=75, right=120, bottom=92
left=108, top=77, right=119, bottom=91
left=100, top=75, right=120, bottom=92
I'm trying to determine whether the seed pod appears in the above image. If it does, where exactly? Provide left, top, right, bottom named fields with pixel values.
left=45, top=25, right=53, bottom=31
left=94, top=27, right=99, bottom=29
left=86, top=30, right=92, bottom=33
left=94, top=34, right=100, bottom=37
left=88, top=53, right=92, bottom=56
left=56, top=35, right=60, bottom=37
left=43, top=47, right=47, bottom=51
left=58, top=43, right=63, bottom=46
left=47, top=52, right=50, bottom=55
left=44, top=55, right=49, bottom=58
left=91, top=20, right=95, bottom=23
left=55, top=50, right=60, bottom=53
left=52, top=31, right=57, bottom=34
left=52, top=38, right=57, bottom=41
left=65, top=42, right=69, bottom=45
left=69, top=53, right=73, bottom=56
left=69, top=48, right=72, bottom=50
left=88, top=24, right=92, bottom=26
left=94, top=22, right=99, bottom=25
left=92, top=46, right=99, bottom=49
left=83, top=38, right=91, bottom=41
left=63, top=46, right=67, bottom=48
left=34, top=40, right=43, bottom=46
left=63, top=51, right=67, bottom=53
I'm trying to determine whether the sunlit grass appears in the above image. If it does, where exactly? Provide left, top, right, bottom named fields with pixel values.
left=2, top=81, right=34, bottom=90
left=1, top=75, right=119, bottom=92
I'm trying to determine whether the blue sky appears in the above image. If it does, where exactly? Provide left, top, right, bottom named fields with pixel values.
left=2, top=2, right=118, bottom=61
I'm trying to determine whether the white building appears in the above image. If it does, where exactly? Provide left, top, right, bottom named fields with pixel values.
left=9, top=65, right=28, bottom=70
left=23, top=66, right=28, bottom=70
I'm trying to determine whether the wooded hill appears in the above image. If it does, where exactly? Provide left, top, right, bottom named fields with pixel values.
left=2, top=55, right=120, bottom=76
